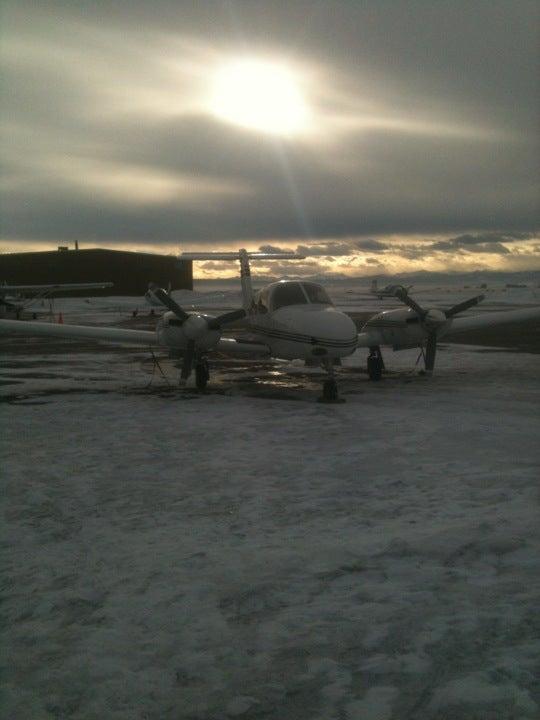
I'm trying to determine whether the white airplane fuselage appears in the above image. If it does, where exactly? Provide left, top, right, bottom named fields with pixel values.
left=157, top=304, right=358, bottom=361
left=247, top=304, right=358, bottom=360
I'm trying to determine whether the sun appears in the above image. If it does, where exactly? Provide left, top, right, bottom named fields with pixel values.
left=210, top=59, right=309, bottom=136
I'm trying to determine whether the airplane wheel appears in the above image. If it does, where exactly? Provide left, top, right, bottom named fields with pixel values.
left=321, top=378, right=339, bottom=403
left=367, top=352, right=383, bottom=381
left=195, top=359, right=209, bottom=391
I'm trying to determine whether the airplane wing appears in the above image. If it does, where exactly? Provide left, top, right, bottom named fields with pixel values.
left=0, top=282, right=114, bottom=294
left=0, top=319, right=269, bottom=354
left=0, top=319, right=159, bottom=346
left=443, top=306, right=540, bottom=336
left=354, top=306, right=540, bottom=349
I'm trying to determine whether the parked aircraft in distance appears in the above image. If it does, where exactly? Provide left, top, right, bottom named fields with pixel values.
left=369, top=279, right=413, bottom=299
left=0, top=282, right=114, bottom=318
left=1, top=253, right=539, bottom=402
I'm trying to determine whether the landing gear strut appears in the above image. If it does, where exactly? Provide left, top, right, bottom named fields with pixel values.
left=318, top=361, right=345, bottom=403
left=179, top=354, right=210, bottom=391
left=195, top=358, right=209, bottom=391
left=367, top=346, right=384, bottom=381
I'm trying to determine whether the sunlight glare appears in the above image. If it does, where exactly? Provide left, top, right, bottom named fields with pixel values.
left=210, top=59, right=309, bottom=136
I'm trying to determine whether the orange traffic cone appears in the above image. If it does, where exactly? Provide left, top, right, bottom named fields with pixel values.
left=58, top=312, right=63, bottom=324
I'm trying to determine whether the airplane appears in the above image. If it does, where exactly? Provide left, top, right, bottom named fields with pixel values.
left=0, top=250, right=539, bottom=402
left=369, top=279, right=413, bottom=299
left=0, top=281, right=114, bottom=318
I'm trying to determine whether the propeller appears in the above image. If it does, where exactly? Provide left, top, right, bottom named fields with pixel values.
left=207, top=308, right=246, bottom=329
left=444, top=294, right=485, bottom=317
left=394, top=287, right=426, bottom=317
left=395, top=287, right=484, bottom=322
left=148, top=284, right=246, bottom=379
left=394, top=288, right=485, bottom=373
left=149, top=284, right=189, bottom=322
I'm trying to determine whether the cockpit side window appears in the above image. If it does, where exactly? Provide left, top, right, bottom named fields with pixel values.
left=256, top=288, right=269, bottom=314
left=271, top=282, right=308, bottom=310
left=302, top=282, right=332, bottom=305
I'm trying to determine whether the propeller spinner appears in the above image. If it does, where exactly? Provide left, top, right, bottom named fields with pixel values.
left=148, top=284, right=246, bottom=379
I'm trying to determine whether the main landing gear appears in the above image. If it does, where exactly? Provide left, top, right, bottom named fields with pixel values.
left=195, top=358, right=209, bottom=391
left=318, top=361, right=345, bottom=403
left=367, top=346, right=384, bottom=381
left=179, top=355, right=210, bottom=391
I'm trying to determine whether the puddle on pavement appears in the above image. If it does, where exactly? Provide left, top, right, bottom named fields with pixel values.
left=0, top=343, right=437, bottom=406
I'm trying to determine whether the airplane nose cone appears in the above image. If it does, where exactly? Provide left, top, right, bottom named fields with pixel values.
left=305, top=309, right=357, bottom=341
left=285, top=308, right=357, bottom=355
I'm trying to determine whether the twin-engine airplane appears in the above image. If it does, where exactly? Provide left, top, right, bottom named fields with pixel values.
left=0, top=251, right=539, bottom=402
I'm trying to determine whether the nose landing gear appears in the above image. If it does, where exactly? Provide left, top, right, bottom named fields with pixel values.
left=318, top=361, right=345, bottom=403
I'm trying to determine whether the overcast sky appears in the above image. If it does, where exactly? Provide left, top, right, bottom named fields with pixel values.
left=1, top=1, right=539, bottom=276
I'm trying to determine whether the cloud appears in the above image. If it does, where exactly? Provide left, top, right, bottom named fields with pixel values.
left=354, top=239, right=389, bottom=252
left=198, top=261, right=237, bottom=273
left=438, top=231, right=535, bottom=247
left=428, top=232, right=529, bottom=255
left=465, top=242, right=511, bottom=255
left=0, top=1, right=539, bottom=275
left=295, top=242, right=353, bottom=256
left=253, top=259, right=320, bottom=278
left=258, top=244, right=291, bottom=254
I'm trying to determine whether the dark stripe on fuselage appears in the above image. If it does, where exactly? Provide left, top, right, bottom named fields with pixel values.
left=365, top=322, right=407, bottom=329
left=249, top=325, right=358, bottom=349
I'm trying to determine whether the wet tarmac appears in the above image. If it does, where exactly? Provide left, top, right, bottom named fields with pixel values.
left=1, top=308, right=538, bottom=406
left=1, top=334, right=432, bottom=406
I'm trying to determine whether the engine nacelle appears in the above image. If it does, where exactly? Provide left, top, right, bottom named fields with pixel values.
left=157, top=311, right=221, bottom=350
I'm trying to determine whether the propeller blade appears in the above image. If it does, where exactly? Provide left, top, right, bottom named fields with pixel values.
left=394, top=287, right=426, bottom=318
left=150, top=286, right=190, bottom=322
left=425, top=332, right=437, bottom=374
left=181, top=340, right=195, bottom=380
left=445, top=294, right=485, bottom=318
left=207, top=308, right=246, bottom=330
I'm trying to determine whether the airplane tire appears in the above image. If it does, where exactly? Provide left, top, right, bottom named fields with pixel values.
left=367, top=354, right=383, bottom=381
left=195, top=360, right=209, bottom=391
left=322, top=378, right=338, bottom=402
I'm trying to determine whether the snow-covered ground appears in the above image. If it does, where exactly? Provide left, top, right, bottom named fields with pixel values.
left=13, top=274, right=540, bottom=326
left=1, top=340, right=539, bottom=719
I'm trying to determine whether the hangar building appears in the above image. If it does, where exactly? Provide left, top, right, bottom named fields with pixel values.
left=0, top=247, right=193, bottom=295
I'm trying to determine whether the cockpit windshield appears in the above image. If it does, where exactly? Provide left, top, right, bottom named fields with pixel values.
left=302, top=282, right=332, bottom=305
left=269, top=281, right=333, bottom=310
left=271, top=282, right=307, bottom=310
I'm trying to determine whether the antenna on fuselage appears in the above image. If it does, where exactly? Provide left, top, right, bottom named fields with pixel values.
left=179, top=249, right=306, bottom=313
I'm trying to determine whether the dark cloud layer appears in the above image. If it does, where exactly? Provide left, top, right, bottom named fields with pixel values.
left=1, top=1, right=539, bottom=271
left=254, top=232, right=538, bottom=269
left=428, top=232, right=537, bottom=255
